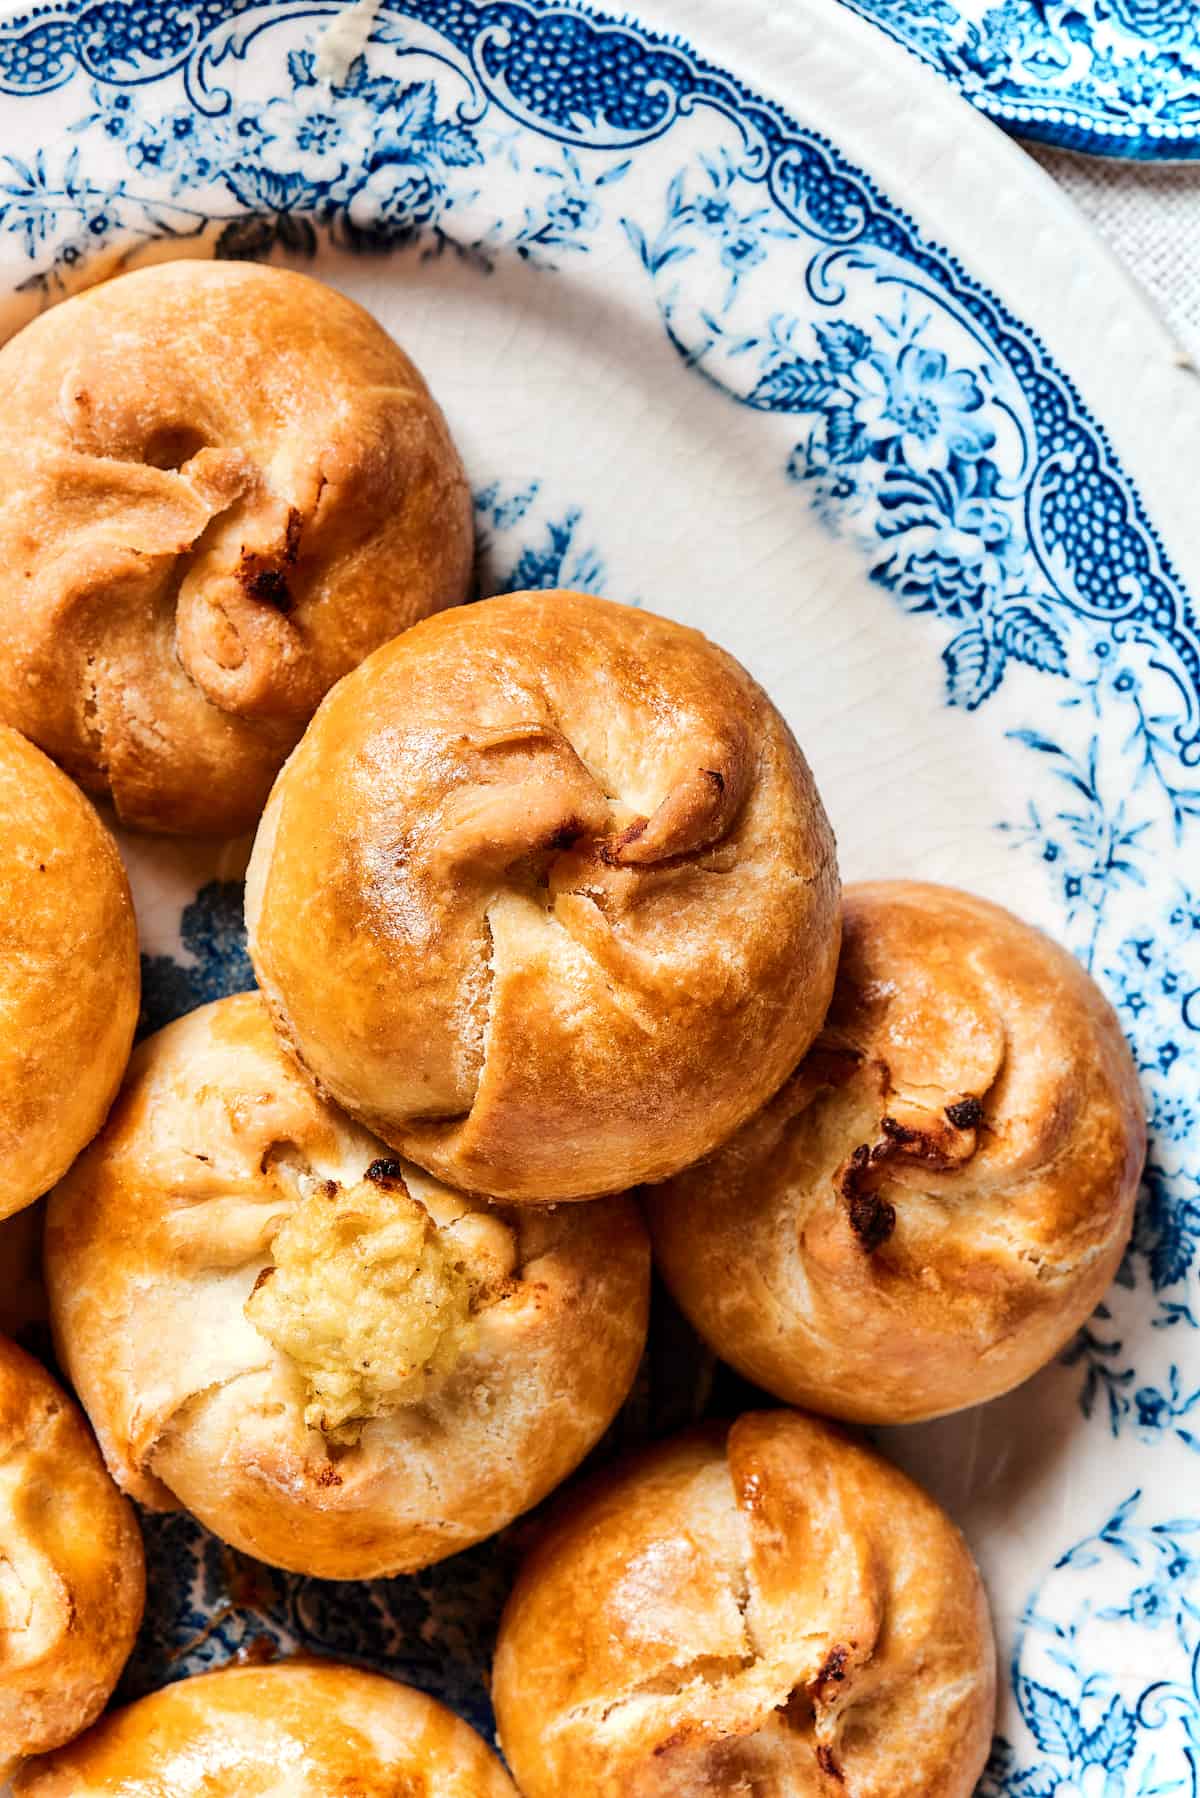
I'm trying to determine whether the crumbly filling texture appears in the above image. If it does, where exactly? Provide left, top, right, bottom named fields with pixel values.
left=244, top=1174, right=477, bottom=1446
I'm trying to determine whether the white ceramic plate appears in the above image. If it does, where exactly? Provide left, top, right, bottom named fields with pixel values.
left=3, top=0, right=1200, bottom=1788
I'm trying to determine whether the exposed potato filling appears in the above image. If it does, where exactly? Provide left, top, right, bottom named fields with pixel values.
left=245, top=1174, right=477, bottom=1445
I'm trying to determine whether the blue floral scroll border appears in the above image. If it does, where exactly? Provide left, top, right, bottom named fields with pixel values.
left=837, top=0, right=1200, bottom=162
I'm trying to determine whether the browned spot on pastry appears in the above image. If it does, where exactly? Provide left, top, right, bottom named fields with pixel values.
left=548, top=817, right=586, bottom=852
left=313, top=1462, right=344, bottom=1489
left=365, top=1158, right=406, bottom=1187
left=249, top=1265, right=275, bottom=1296
left=817, top=1744, right=845, bottom=1782
left=840, top=1147, right=896, bottom=1253
left=810, top=1644, right=850, bottom=1703
left=599, top=816, right=649, bottom=864
left=703, top=767, right=725, bottom=793
left=946, top=1095, right=984, bottom=1130
left=653, top=1723, right=701, bottom=1756
left=237, top=506, right=303, bottom=611
left=848, top=1189, right=897, bottom=1252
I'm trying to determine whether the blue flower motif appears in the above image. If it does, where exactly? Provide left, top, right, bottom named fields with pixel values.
left=854, top=345, right=996, bottom=474
left=696, top=193, right=734, bottom=227
left=127, top=131, right=171, bottom=172
left=1129, top=1580, right=1169, bottom=1625
left=257, top=92, right=371, bottom=187
left=546, top=187, right=600, bottom=234
left=720, top=227, right=766, bottom=272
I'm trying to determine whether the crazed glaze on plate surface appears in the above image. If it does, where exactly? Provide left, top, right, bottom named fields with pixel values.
left=0, top=0, right=1198, bottom=1790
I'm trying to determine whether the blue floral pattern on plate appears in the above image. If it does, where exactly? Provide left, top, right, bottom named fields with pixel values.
left=985, top=1490, right=1200, bottom=1794
left=0, top=0, right=1197, bottom=1773
left=836, top=0, right=1200, bottom=160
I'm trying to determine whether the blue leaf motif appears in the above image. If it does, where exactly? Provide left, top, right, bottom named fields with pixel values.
left=389, top=81, right=438, bottom=140
left=1013, top=1770, right=1062, bottom=1798
left=944, top=625, right=1005, bottom=710
left=1007, top=728, right=1069, bottom=757
left=1019, top=1678, right=1085, bottom=1759
left=825, top=406, right=868, bottom=464
left=748, top=358, right=841, bottom=412
left=432, top=123, right=484, bottom=168
left=999, top=605, right=1068, bottom=675
left=814, top=320, right=870, bottom=372
left=339, top=53, right=371, bottom=94
left=286, top=48, right=316, bottom=87
left=1082, top=1697, right=1137, bottom=1771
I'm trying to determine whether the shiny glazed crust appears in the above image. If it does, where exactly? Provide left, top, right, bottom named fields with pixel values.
left=647, top=880, right=1146, bottom=1423
left=0, top=260, right=472, bottom=835
left=13, top=1660, right=518, bottom=1794
left=492, top=1409, right=996, bottom=1798
left=0, top=1337, right=145, bottom=1781
left=0, top=725, right=139, bottom=1222
left=45, top=993, right=650, bottom=1578
left=245, top=588, right=840, bottom=1200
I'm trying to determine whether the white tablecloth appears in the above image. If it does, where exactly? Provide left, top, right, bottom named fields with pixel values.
left=1032, top=144, right=1200, bottom=366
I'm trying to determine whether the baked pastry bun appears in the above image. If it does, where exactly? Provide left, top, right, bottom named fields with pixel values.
left=246, top=588, right=840, bottom=1201
left=492, top=1408, right=995, bottom=1797
left=0, top=260, right=472, bottom=835
left=0, top=726, right=139, bottom=1222
left=647, top=880, right=1145, bottom=1423
left=45, top=992, right=650, bottom=1579
left=13, top=1660, right=517, bottom=1795
left=0, top=1337, right=145, bottom=1780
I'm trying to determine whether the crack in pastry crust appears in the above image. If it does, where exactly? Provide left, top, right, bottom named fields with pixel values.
left=492, top=1411, right=996, bottom=1798
left=44, top=992, right=650, bottom=1580
left=0, top=261, right=472, bottom=834
left=245, top=589, right=842, bottom=1201
left=647, top=880, right=1146, bottom=1425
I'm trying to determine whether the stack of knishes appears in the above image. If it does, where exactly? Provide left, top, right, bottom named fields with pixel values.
left=0, top=262, right=1145, bottom=1797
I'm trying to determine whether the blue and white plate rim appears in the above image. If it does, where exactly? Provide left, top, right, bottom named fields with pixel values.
left=835, top=0, right=1200, bottom=163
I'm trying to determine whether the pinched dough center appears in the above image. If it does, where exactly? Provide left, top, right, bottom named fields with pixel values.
left=244, top=1171, right=478, bottom=1445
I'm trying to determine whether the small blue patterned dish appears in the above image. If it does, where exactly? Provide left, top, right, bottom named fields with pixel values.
left=838, top=0, right=1200, bottom=160
left=1, top=0, right=1199, bottom=1788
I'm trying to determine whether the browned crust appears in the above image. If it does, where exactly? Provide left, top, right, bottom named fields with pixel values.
left=13, top=1661, right=517, bottom=1794
left=245, top=587, right=841, bottom=1201
left=45, top=993, right=651, bottom=1579
left=0, top=725, right=139, bottom=1221
left=0, top=1338, right=145, bottom=1777
left=0, top=261, right=473, bottom=834
left=647, top=879, right=1146, bottom=1425
left=492, top=1409, right=996, bottom=1798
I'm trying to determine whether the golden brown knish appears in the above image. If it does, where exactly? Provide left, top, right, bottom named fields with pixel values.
left=245, top=588, right=840, bottom=1201
left=647, top=880, right=1146, bottom=1424
left=13, top=1660, right=518, bottom=1795
left=45, top=993, right=650, bottom=1579
left=0, top=726, right=139, bottom=1222
left=0, top=1337, right=145, bottom=1781
left=492, top=1408, right=996, bottom=1797
left=0, top=260, right=472, bottom=835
